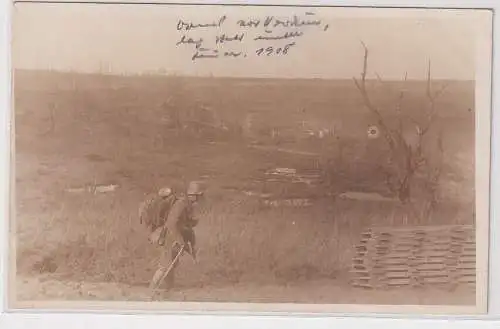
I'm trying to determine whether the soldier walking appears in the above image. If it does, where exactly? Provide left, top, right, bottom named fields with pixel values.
left=143, top=181, right=204, bottom=291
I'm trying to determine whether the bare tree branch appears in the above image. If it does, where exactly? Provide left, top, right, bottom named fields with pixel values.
left=353, top=42, right=397, bottom=150
left=395, top=72, right=408, bottom=136
left=420, top=60, right=450, bottom=137
left=353, top=44, right=444, bottom=208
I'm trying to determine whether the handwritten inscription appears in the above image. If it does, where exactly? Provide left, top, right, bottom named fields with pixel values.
left=177, top=16, right=227, bottom=31
left=255, top=42, right=296, bottom=56
left=174, top=12, right=330, bottom=61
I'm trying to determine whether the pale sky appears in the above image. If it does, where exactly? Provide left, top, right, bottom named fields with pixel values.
left=11, top=4, right=492, bottom=80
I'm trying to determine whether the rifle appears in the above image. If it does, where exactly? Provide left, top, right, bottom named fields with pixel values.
left=149, top=240, right=196, bottom=293
left=150, top=243, right=185, bottom=293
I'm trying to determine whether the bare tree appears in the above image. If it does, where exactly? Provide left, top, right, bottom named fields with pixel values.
left=353, top=42, right=446, bottom=222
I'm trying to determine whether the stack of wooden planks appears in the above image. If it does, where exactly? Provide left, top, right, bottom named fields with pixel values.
left=350, top=225, right=476, bottom=289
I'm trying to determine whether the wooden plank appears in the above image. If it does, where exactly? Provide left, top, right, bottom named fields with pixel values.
left=419, top=246, right=452, bottom=252
left=421, top=240, right=454, bottom=246
left=457, top=264, right=476, bottom=270
left=386, top=278, right=411, bottom=286
left=378, top=258, right=446, bottom=266
left=350, top=278, right=371, bottom=283
left=377, top=252, right=413, bottom=259
left=350, top=224, right=476, bottom=290
left=360, top=258, right=473, bottom=267
left=459, top=256, right=476, bottom=263
left=419, top=271, right=450, bottom=278
left=457, top=277, right=476, bottom=283
left=417, top=271, right=449, bottom=277
left=457, top=269, right=476, bottom=277
left=376, top=259, right=411, bottom=266
left=350, top=267, right=370, bottom=273
left=351, top=263, right=368, bottom=269
left=373, top=265, right=409, bottom=272
left=413, top=251, right=450, bottom=257
left=422, top=276, right=450, bottom=284
left=419, top=255, right=453, bottom=260
left=387, top=239, right=471, bottom=247
left=351, top=283, right=375, bottom=289
left=416, top=263, right=446, bottom=271
left=384, top=273, right=410, bottom=279
left=369, top=225, right=474, bottom=233
left=386, top=242, right=419, bottom=248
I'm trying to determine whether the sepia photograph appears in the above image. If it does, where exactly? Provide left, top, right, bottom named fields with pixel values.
left=9, top=3, right=493, bottom=314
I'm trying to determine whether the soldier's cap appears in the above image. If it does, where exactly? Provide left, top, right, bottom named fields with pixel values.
left=158, top=187, right=173, bottom=197
left=187, top=181, right=204, bottom=196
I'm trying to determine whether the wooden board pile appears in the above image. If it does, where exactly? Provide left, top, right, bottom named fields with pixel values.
left=350, top=225, right=476, bottom=289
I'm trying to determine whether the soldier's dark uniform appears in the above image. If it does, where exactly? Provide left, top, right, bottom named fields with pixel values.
left=148, top=182, right=203, bottom=290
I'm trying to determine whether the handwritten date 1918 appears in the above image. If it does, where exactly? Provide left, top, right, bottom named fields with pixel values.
left=255, top=42, right=296, bottom=56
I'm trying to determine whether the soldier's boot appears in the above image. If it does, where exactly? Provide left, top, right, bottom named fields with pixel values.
left=149, top=266, right=167, bottom=290
left=187, top=243, right=198, bottom=263
left=182, top=228, right=197, bottom=262
left=149, top=261, right=179, bottom=291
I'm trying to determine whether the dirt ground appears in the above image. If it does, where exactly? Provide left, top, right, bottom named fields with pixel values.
left=12, top=70, right=476, bottom=307
left=16, top=273, right=474, bottom=306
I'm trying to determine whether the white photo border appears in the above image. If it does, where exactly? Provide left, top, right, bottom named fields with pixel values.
left=2, top=0, right=499, bottom=327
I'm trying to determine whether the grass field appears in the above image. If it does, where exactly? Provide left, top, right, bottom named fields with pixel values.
left=13, top=69, right=476, bottom=305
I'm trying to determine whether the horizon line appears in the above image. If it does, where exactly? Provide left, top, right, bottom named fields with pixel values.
left=12, top=68, right=475, bottom=83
